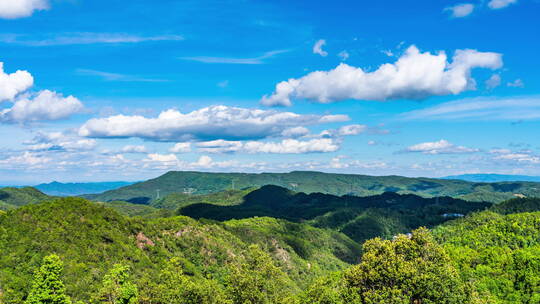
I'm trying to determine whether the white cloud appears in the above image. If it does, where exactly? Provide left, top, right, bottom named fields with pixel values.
left=313, top=39, right=328, bottom=57
left=0, top=0, right=48, bottom=19
left=169, top=142, right=192, bottom=153
left=338, top=50, right=349, bottom=61
left=488, top=0, right=517, bottom=9
left=196, top=140, right=243, bottom=153
left=145, top=153, right=179, bottom=163
left=243, top=138, right=340, bottom=154
left=0, top=62, right=34, bottom=102
left=79, top=105, right=349, bottom=142
left=507, top=79, right=524, bottom=88
left=281, top=126, right=310, bottom=138
left=405, top=139, right=479, bottom=154
left=336, top=124, right=367, bottom=136
left=401, top=96, right=540, bottom=121
left=445, top=3, right=475, bottom=18
left=24, top=131, right=96, bottom=152
left=0, top=33, right=183, bottom=46
left=121, top=145, right=147, bottom=153
left=485, top=74, right=501, bottom=89
left=194, top=155, right=213, bottom=167
left=261, top=45, right=502, bottom=106
left=179, top=50, right=287, bottom=64
left=0, top=90, right=83, bottom=123
left=0, top=151, right=50, bottom=167
left=196, top=138, right=340, bottom=154
left=490, top=149, right=540, bottom=164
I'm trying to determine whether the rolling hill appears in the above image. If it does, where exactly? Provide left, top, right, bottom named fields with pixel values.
left=178, top=185, right=492, bottom=243
left=0, top=187, right=52, bottom=211
left=84, top=170, right=540, bottom=204
left=0, top=197, right=361, bottom=303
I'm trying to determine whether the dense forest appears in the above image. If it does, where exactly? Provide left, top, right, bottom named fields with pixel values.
left=1, top=172, right=539, bottom=303
left=84, top=171, right=540, bottom=204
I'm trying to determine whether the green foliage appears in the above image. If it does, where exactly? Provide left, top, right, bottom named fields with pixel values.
left=143, top=258, right=230, bottom=304
left=227, top=244, right=294, bottom=304
left=0, top=187, right=51, bottom=210
left=490, top=197, right=540, bottom=215
left=342, top=228, right=469, bottom=304
left=0, top=197, right=359, bottom=303
left=152, top=188, right=255, bottom=210
left=94, top=264, right=138, bottom=304
left=25, top=255, right=72, bottom=304
left=85, top=170, right=540, bottom=204
left=434, top=211, right=540, bottom=303
left=179, top=186, right=491, bottom=244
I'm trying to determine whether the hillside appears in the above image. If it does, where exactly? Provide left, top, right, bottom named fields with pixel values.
left=178, top=185, right=492, bottom=243
left=34, top=181, right=135, bottom=196
left=433, top=209, right=540, bottom=303
left=84, top=171, right=540, bottom=204
left=0, top=197, right=361, bottom=303
left=0, top=187, right=52, bottom=211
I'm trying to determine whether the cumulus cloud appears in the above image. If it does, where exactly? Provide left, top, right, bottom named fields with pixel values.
left=244, top=138, right=339, bottom=154
left=79, top=105, right=349, bottom=142
left=0, top=90, right=83, bottom=123
left=0, top=151, right=50, bottom=168
left=281, top=126, right=310, bottom=138
left=490, top=149, right=539, bottom=164
left=485, top=74, right=501, bottom=89
left=24, top=131, right=96, bottom=152
left=121, top=145, right=147, bottom=153
left=196, top=138, right=340, bottom=154
left=401, top=96, right=540, bottom=121
left=405, top=139, right=479, bottom=154
left=488, top=0, right=517, bottom=9
left=0, top=62, right=34, bottom=102
left=261, top=45, right=503, bottom=106
left=169, top=142, right=192, bottom=153
left=0, top=0, right=48, bottom=19
left=313, top=39, right=328, bottom=57
left=445, top=3, right=475, bottom=18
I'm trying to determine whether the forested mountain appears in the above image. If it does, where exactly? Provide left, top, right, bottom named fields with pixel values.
left=34, top=181, right=135, bottom=196
left=85, top=171, right=540, bottom=204
left=0, top=198, right=360, bottom=303
left=0, top=187, right=51, bottom=211
left=178, top=185, right=491, bottom=243
left=1, top=197, right=539, bottom=303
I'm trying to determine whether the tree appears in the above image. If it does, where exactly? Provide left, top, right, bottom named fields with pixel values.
left=146, top=258, right=230, bottom=304
left=343, top=227, right=470, bottom=304
left=94, top=264, right=138, bottom=304
left=25, top=254, right=72, bottom=304
left=227, top=244, right=292, bottom=304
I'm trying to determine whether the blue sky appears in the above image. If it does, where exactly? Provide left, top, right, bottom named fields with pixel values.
left=0, top=0, right=539, bottom=184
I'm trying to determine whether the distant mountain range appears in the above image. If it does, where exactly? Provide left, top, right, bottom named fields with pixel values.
left=444, top=174, right=540, bottom=183
left=34, top=181, right=135, bottom=196
left=84, top=170, right=540, bottom=204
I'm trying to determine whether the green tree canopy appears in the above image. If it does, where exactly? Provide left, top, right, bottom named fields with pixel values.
left=25, top=254, right=72, bottom=304
left=94, top=264, right=138, bottom=304
left=343, top=227, right=470, bottom=304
